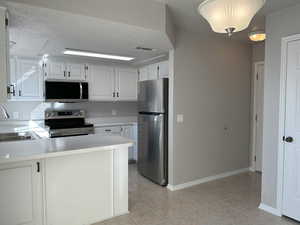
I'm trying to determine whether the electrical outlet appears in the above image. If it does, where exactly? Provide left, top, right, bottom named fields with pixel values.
left=177, top=114, right=184, bottom=123
left=112, top=109, right=117, bottom=116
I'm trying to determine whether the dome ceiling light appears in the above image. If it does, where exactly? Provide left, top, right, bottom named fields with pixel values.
left=249, top=30, right=266, bottom=42
left=198, top=0, right=266, bottom=36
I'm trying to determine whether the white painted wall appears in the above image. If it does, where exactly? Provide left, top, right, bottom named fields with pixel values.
left=252, top=42, right=265, bottom=63
left=171, top=30, right=252, bottom=186
left=262, top=3, right=300, bottom=209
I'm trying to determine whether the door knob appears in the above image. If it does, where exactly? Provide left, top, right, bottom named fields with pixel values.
left=285, top=136, right=294, bottom=143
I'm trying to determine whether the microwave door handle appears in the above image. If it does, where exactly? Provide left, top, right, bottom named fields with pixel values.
left=80, top=83, right=83, bottom=99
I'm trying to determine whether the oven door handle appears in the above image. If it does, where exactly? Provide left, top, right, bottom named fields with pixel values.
left=79, top=82, right=83, bottom=100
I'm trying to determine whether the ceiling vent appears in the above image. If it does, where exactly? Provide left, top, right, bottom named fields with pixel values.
left=136, top=46, right=156, bottom=51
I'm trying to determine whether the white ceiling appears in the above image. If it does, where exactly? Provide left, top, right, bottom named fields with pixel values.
left=154, top=0, right=300, bottom=42
left=7, top=2, right=172, bottom=64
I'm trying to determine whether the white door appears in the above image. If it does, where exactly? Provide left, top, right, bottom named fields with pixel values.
left=252, top=62, right=264, bottom=172
left=67, top=63, right=86, bottom=81
left=116, top=68, right=138, bottom=101
left=138, top=67, right=148, bottom=81
left=17, top=59, right=43, bottom=99
left=283, top=39, right=300, bottom=221
left=158, top=60, right=169, bottom=78
left=148, top=63, right=159, bottom=80
left=45, top=61, right=66, bottom=80
left=0, top=161, right=43, bottom=225
left=88, top=65, right=115, bottom=101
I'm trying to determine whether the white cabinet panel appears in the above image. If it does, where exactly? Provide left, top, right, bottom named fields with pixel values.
left=88, top=65, right=115, bottom=101
left=67, top=63, right=86, bottom=81
left=158, top=61, right=169, bottom=78
left=147, top=63, right=159, bottom=80
left=116, top=68, right=138, bottom=101
left=94, top=126, right=122, bottom=135
left=45, top=151, right=114, bottom=225
left=0, top=161, right=43, bottom=225
left=17, top=59, right=43, bottom=99
left=45, top=61, right=66, bottom=80
left=0, top=8, right=8, bottom=102
left=138, top=67, right=148, bottom=81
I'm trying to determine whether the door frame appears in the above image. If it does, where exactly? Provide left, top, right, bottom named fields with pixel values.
left=250, top=61, right=264, bottom=172
left=277, top=33, right=300, bottom=216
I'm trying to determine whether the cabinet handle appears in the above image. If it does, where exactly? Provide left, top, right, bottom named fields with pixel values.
left=64, top=71, right=66, bottom=77
left=37, top=162, right=40, bottom=173
left=18, top=90, right=22, bottom=96
left=68, top=71, right=71, bottom=77
left=7, top=84, right=15, bottom=96
left=117, top=92, right=119, bottom=97
left=113, top=92, right=115, bottom=97
left=105, top=129, right=112, bottom=132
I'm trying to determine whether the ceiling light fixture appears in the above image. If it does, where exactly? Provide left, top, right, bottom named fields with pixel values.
left=249, top=30, right=266, bottom=42
left=198, top=0, right=266, bottom=36
left=63, top=49, right=134, bottom=61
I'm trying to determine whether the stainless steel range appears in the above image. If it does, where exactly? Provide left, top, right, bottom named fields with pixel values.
left=45, top=110, right=94, bottom=138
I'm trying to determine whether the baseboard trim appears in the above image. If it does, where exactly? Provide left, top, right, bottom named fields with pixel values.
left=167, top=167, right=250, bottom=191
left=259, top=203, right=281, bottom=216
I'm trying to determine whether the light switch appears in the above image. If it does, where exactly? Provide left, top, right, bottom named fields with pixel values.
left=177, top=114, right=184, bottom=123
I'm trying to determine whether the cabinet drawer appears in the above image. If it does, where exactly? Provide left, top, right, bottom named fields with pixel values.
left=95, top=126, right=122, bottom=135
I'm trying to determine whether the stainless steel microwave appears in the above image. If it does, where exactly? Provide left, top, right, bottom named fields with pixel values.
left=45, top=81, right=89, bottom=102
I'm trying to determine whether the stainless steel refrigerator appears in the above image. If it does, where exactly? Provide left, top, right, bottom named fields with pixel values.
left=137, top=78, right=168, bottom=186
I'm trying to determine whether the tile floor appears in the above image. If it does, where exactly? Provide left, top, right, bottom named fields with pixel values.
left=94, top=165, right=299, bottom=225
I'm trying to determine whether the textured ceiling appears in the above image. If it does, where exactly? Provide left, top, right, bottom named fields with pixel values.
left=154, top=0, right=300, bottom=42
left=7, top=2, right=172, bottom=64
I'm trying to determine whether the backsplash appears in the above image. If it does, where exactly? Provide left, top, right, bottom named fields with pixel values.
left=0, top=101, right=137, bottom=121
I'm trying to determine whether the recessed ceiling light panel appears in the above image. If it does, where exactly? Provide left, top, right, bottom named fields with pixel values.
left=63, top=49, right=134, bottom=61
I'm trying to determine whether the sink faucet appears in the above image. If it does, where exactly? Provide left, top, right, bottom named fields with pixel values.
left=0, top=105, right=10, bottom=119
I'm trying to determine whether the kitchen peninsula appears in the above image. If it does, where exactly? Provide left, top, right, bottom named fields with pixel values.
left=0, top=134, right=132, bottom=225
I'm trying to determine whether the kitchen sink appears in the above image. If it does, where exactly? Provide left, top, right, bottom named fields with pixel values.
left=0, top=132, right=35, bottom=143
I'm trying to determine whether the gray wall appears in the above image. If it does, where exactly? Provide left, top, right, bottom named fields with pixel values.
left=172, top=30, right=252, bottom=185
left=252, top=42, right=265, bottom=63
left=1, top=101, right=137, bottom=121
left=262, top=3, right=300, bottom=208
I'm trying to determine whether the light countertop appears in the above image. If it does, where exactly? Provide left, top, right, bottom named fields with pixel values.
left=0, top=134, right=133, bottom=164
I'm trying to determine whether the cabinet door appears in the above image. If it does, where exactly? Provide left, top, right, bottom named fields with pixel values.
left=138, top=67, right=148, bottom=81
left=147, top=63, right=159, bottom=80
left=8, top=57, right=17, bottom=99
left=88, top=65, right=115, bottom=101
left=0, top=161, right=43, bottom=225
left=0, top=8, right=8, bottom=102
left=67, top=63, right=86, bottom=81
left=45, top=61, right=66, bottom=80
left=158, top=61, right=169, bottom=78
left=17, top=59, right=43, bottom=99
left=116, top=68, right=138, bottom=101
left=45, top=151, right=114, bottom=225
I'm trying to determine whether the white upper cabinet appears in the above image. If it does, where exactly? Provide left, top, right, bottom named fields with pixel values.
left=66, top=63, right=86, bottom=81
left=0, top=161, right=43, bottom=225
left=116, top=68, right=138, bottom=101
left=44, top=61, right=66, bottom=80
left=45, top=61, right=87, bottom=81
left=147, top=63, right=159, bottom=80
left=138, top=60, right=169, bottom=81
left=158, top=60, right=169, bottom=78
left=138, top=66, right=148, bottom=81
left=0, top=8, right=8, bottom=102
left=88, top=65, right=115, bottom=101
left=16, top=59, right=43, bottom=99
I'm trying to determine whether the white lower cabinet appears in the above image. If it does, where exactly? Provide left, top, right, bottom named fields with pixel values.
left=95, top=125, right=138, bottom=162
left=0, top=149, right=129, bottom=225
left=0, top=161, right=43, bottom=225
